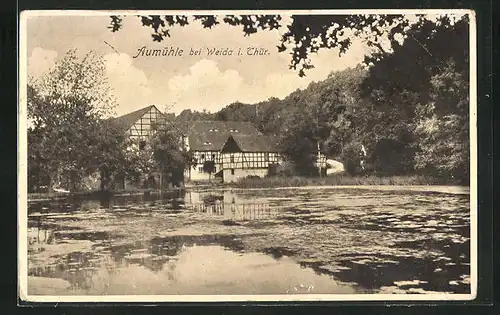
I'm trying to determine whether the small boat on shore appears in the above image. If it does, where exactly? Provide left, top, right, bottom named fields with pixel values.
left=52, top=187, right=70, bottom=194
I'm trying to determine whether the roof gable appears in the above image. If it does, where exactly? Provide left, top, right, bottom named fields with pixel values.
left=222, top=134, right=280, bottom=153
left=108, top=105, right=155, bottom=132
left=107, top=105, right=174, bottom=134
left=220, top=136, right=240, bottom=152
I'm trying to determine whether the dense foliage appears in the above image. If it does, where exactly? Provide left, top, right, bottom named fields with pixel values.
left=202, top=160, right=217, bottom=180
left=151, top=130, right=194, bottom=187
left=205, top=15, right=470, bottom=183
left=27, top=50, right=191, bottom=192
left=27, top=50, right=116, bottom=192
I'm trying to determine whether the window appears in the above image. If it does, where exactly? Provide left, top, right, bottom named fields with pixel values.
left=209, top=128, right=218, bottom=132
left=201, top=154, right=205, bottom=160
left=230, top=155, right=234, bottom=163
left=265, top=153, right=269, bottom=161
left=231, top=169, right=235, bottom=175
left=212, top=154, right=216, bottom=160
left=198, top=167, right=204, bottom=172
left=204, top=141, right=212, bottom=145
left=230, top=129, right=239, bottom=132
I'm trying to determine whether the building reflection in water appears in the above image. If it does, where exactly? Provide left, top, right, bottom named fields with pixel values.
left=27, top=190, right=281, bottom=293
left=184, top=190, right=277, bottom=220
left=28, top=226, right=55, bottom=246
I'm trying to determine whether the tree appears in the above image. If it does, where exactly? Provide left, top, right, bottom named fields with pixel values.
left=246, top=66, right=369, bottom=174
left=27, top=50, right=116, bottom=192
left=151, top=129, right=192, bottom=188
left=278, top=106, right=318, bottom=176
left=88, top=123, right=141, bottom=192
left=215, top=101, right=256, bottom=122
left=175, top=109, right=215, bottom=121
left=254, top=97, right=286, bottom=135
left=361, top=15, right=469, bottom=110
left=340, top=141, right=363, bottom=175
left=413, top=59, right=469, bottom=183
left=202, top=160, right=216, bottom=180
left=359, top=15, right=469, bottom=177
left=27, top=125, right=50, bottom=192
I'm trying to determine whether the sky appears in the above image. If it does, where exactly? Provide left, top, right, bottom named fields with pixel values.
left=25, top=14, right=374, bottom=117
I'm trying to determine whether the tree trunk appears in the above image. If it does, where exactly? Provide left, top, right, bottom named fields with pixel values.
left=69, top=170, right=79, bottom=192
left=100, top=169, right=110, bottom=192
left=47, top=175, right=54, bottom=194
left=159, top=168, right=163, bottom=192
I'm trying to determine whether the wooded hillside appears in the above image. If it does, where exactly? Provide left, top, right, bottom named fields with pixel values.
left=200, top=15, right=469, bottom=183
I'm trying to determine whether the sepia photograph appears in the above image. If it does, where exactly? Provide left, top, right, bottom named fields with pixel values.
left=18, top=9, right=477, bottom=302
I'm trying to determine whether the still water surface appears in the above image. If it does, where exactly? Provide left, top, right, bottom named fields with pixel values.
left=27, top=187, right=471, bottom=295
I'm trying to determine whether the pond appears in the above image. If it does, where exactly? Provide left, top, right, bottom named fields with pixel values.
left=26, top=186, right=471, bottom=296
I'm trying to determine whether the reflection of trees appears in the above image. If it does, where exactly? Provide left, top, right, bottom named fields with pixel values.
left=103, top=234, right=248, bottom=273
left=29, top=200, right=82, bottom=213
left=149, top=234, right=247, bottom=256
left=202, top=194, right=224, bottom=206
left=296, top=238, right=471, bottom=294
left=28, top=226, right=55, bottom=245
left=28, top=251, right=114, bottom=291
left=167, top=198, right=185, bottom=210
left=28, top=190, right=188, bottom=213
left=99, top=196, right=111, bottom=208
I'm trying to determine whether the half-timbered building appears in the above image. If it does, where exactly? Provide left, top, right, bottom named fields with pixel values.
left=109, top=105, right=175, bottom=147
left=107, top=105, right=175, bottom=189
left=220, top=134, right=281, bottom=183
left=184, top=190, right=278, bottom=220
left=183, top=121, right=263, bottom=181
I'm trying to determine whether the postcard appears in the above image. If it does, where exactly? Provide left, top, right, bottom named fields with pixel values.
left=18, top=9, right=477, bottom=303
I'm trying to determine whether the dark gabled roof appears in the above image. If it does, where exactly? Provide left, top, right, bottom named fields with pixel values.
left=222, top=134, right=280, bottom=153
left=187, top=121, right=262, bottom=151
left=107, top=105, right=175, bottom=133
left=107, top=105, right=156, bottom=132
left=189, top=121, right=260, bottom=134
left=188, top=134, right=227, bottom=151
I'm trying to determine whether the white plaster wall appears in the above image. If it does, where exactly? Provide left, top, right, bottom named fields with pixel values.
left=185, top=163, right=222, bottom=181
left=222, top=168, right=268, bottom=183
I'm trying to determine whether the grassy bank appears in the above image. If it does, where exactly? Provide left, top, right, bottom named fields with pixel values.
left=228, top=175, right=455, bottom=189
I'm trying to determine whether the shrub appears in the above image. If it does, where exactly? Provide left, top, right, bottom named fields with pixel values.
left=340, top=142, right=362, bottom=175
